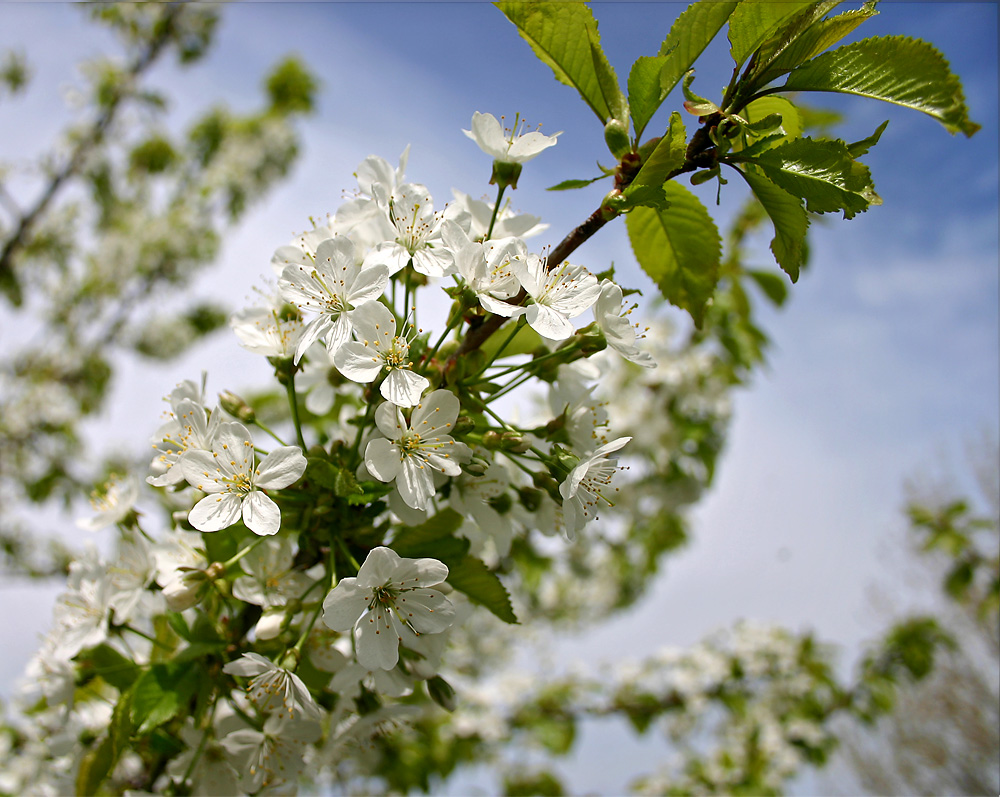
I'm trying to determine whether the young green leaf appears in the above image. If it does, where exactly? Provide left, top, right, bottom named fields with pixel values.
left=756, top=0, right=879, bottom=86
left=731, top=96, right=802, bottom=153
left=76, top=688, right=133, bottom=796
left=547, top=176, right=607, bottom=191
left=629, top=55, right=668, bottom=139
left=628, top=111, right=687, bottom=189
left=737, top=136, right=880, bottom=219
left=446, top=554, right=518, bottom=624
left=746, top=268, right=791, bottom=306
left=390, top=508, right=468, bottom=562
left=739, top=0, right=842, bottom=95
left=130, top=660, right=201, bottom=735
left=658, top=0, right=740, bottom=96
left=783, top=35, right=980, bottom=136
left=625, top=182, right=722, bottom=326
left=728, top=0, right=818, bottom=68
left=848, top=120, right=889, bottom=158
left=496, top=2, right=625, bottom=125
left=736, top=168, right=809, bottom=281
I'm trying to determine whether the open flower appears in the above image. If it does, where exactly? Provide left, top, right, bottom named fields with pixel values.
left=334, top=301, right=429, bottom=407
left=464, top=111, right=560, bottom=164
left=180, top=422, right=306, bottom=536
left=364, top=390, right=471, bottom=510
left=223, top=653, right=321, bottom=719
left=322, top=546, right=455, bottom=671
left=559, top=436, right=631, bottom=536
left=77, top=473, right=139, bottom=531
left=594, top=279, right=655, bottom=367
left=513, top=254, right=601, bottom=340
left=278, top=235, right=389, bottom=364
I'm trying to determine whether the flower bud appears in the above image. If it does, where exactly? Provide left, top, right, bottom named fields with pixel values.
left=604, top=118, right=631, bottom=159
left=482, top=430, right=503, bottom=450
left=255, top=610, right=285, bottom=640
left=517, top=486, right=544, bottom=512
left=219, top=390, right=255, bottom=423
left=500, top=431, right=530, bottom=454
left=163, top=571, right=207, bottom=611
left=427, top=675, right=457, bottom=712
left=452, top=414, right=476, bottom=436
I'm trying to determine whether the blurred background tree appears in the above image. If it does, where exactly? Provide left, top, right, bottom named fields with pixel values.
left=0, top=3, right=316, bottom=577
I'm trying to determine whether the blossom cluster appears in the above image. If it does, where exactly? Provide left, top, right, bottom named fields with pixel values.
left=1, top=111, right=652, bottom=795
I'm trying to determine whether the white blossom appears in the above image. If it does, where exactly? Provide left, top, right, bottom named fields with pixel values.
left=322, top=546, right=455, bottom=670
left=513, top=254, right=601, bottom=340
left=76, top=473, right=139, bottom=531
left=559, top=436, right=631, bottom=535
left=334, top=301, right=429, bottom=407
left=464, top=111, right=560, bottom=164
left=180, top=422, right=306, bottom=536
left=223, top=652, right=321, bottom=719
left=364, top=390, right=470, bottom=510
left=278, top=235, right=389, bottom=364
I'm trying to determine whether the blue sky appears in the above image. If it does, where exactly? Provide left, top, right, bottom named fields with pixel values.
left=1, top=3, right=997, bottom=793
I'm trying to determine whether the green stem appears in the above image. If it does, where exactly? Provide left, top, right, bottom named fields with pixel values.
left=480, top=402, right=519, bottom=433
left=486, top=371, right=534, bottom=403
left=253, top=420, right=287, bottom=448
left=336, top=537, right=362, bottom=574
left=121, top=624, right=173, bottom=650
left=222, top=535, right=269, bottom=571
left=423, top=312, right=463, bottom=367
left=485, top=183, right=507, bottom=241
left=487, top=345, right=568, bottom=381
left=463, top=318, right=523, bottom=385
left=286, top=373, right=307, bottom=450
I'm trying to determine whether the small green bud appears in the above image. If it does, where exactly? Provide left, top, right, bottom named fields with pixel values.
left=603, top=118, right=631, bottom=159
left=517, top=486, right=544, bottom=512
left=452, top=414, right=475, bottom=435
left=482, top=431, right=503, bottom=450
left=427, top=675, right=457, bottom=712
left=690, top=168, right=719, bottom=186
left=500, top=431, right=530, bottom=454
left=218, top=390, right=255, bottom=423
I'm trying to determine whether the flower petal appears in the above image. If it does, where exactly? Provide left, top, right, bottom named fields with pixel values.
left=189, top=493, right=242, bottom=532
left=242, top=491, right=281, bottom=536
left=255, top=446, right=307, bottom=489
left=322, top=578, right=369, bottom=631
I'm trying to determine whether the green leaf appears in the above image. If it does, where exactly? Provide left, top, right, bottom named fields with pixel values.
left=625, top=183, right=721, bottom=326
left=848, top=119, right=889, bottom=158
left=629, top=55, right=668, bottom=139
left=742, top=0, right=842, bottom=91
left=390, top=509, right=468, bottom=562
left=130, top=661, right=200, bottom=735
left=740, top=136, right=880, bottom=219
left=619, top=184, right=669, bottom=211
left=783, top=35, right=980, bottom=136
left=746, top=268, right=790, bottom=306
left=658, top=0, right=739, bottom=95
left=496, top=1, right=624, bottom=124
left=737, top=167, right=809, bottom=280
left=446, top=555, right=518, bottom=624
left=76, top=688, right=133, bottom=796
left=728, top=0, right=818, bottom=67
left=75, top=644, right=142, bottom=692
left=629, top=112, right=687, bottom=189
left=759, top=0, right=879, bottom=84
left=306, top=456, right=340, bottom=490
left=547, top=176, right=606, bottom=191
left=737, top=96, right=803, bottom=150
